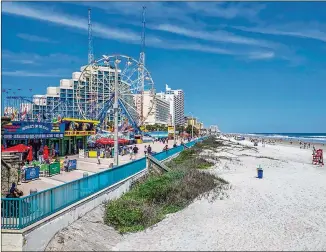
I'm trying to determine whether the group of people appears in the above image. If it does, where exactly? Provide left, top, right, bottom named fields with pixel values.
left=299, top=141, right=312, bottom=149
left=6, top=182, right=23, bottom=198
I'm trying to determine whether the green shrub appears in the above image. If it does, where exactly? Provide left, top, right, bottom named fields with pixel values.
left=104, top=137, right=228, bottom=233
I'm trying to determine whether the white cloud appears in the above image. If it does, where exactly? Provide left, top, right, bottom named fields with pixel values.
left=185, top=2, right=265, bottom=20
left=16, top=33, right=56, bottom=43
left=151, top=24, right=279, bottom=49
left=2, top=70, right=64, bottom=77
left=2, top=50, right=82, bottom=65
left=248, top=51, right=275, bottom=60
left=232, top=23, right=326, bottom=43
left=1, top=2, right=280, bottom=61
left=2, top=2, right=141, bottom=43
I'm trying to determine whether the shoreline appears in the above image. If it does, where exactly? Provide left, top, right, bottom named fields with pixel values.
left=225, top=133, right=326, bottom=150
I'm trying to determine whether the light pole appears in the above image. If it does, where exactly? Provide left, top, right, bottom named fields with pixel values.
left=189, top=112, right=194, bottom=139
left=114, top=57, right=121, bottom=166
left=173, top=104, right=176, bottom=145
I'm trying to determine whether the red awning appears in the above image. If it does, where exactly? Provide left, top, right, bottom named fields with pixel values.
left=3, top=144, right=29, bottom=153
left=96, top=138, right=129, bottom=145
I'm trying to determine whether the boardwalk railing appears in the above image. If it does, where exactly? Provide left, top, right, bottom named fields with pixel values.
left=1, top=137, right=206, bottom=229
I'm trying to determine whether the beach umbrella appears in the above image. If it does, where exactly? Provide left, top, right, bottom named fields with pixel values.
left=3, top=144, right=29, bottom=153
left=96, top=138, right=113, bottom=145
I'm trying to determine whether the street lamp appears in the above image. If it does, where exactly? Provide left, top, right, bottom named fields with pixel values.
left=189, top=112, right=194, bottom=139
left=173, top=104, right=176, bottom=145
left=114, top=57, right=121, bottom=166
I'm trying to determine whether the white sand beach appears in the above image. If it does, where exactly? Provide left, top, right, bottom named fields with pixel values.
left=46, top=137, right=326, bottom=251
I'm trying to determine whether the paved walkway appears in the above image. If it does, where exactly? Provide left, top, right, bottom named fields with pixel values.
left=17, top=139, right=183, bottom=196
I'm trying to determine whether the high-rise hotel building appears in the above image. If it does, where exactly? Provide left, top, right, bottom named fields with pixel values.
left=156, top=84, right=185, bottom=126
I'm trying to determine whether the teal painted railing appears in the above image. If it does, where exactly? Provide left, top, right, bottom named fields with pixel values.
left=1, top=137, right=206, bottom=229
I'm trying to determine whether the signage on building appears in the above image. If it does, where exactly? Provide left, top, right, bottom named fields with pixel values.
left=64, top=130, right=95, bottom=137
left=3, top=121, right=65, bottom=140
left=63, top=119, right=96, bottom=137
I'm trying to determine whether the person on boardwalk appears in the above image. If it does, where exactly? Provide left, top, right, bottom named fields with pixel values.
left=133, top=145, right=139, bottom=160
left=144, top=145, right=147, bottom=156
left=147, top=145, right=152, bottom=155
left=63, top=156, right=69, bottom=172
left=129, top=147, right=133, bottom=160
left=97, top=148, right=101, bottom=165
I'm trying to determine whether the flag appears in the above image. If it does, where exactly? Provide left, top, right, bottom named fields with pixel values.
left=11, top=110, right=17, bottom=120
left=21, top=108, right=27, bottom=121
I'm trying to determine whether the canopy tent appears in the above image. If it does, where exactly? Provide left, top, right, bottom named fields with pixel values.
left=146, top=131, right=168, bottom=138
left=3, top=144, right=29, bottom=153
left=95, top=138, right=129, bottom=145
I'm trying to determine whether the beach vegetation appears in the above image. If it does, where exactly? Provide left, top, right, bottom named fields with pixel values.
left=104, top=137, right=228, bottom=234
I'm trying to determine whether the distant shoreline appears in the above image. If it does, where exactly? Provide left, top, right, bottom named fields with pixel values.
left=232, top=132, right=326, bottom=145
left=234, top=133, right=325, bottom=149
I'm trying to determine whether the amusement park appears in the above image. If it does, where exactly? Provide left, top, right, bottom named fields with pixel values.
left=1, top=7, right=206, bottom=204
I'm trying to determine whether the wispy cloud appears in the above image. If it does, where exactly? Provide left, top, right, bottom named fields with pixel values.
left=16, top=33, right=56, bottom=43
left=2, top=70, right=65, bottom=77
left=2, top=50, right=82, bottom=65
left=232, top=23, right=326, bottom=43
left=185, top=2, right=265, bottom=20
left=151, top=24, right=279, bottom=49
left=2, top=2, right=276, bottom=61
left=2, top=2, right=142, bottom=43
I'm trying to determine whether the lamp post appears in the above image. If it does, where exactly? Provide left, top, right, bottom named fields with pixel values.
left=173, top=104, right=176, bottom=145
left=189, top=112, right=194, bottom=139
left=114, top=57, right=121, bottom=166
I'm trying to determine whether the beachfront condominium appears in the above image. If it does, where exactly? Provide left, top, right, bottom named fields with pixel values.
left=156, top=84, right=185, bottom=126
left=138, top=91, right=170, bottom=125
left=31, top=65, right=130, bottom=124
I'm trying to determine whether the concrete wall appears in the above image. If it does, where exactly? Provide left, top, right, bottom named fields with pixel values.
left=1, top=168, right=147, bottom=252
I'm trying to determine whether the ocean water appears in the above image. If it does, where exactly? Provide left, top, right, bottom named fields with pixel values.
left=247, top=133, right=326, bottom=144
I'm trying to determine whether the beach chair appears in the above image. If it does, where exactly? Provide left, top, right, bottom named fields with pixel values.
left=312, top=149, right=324, bottom=166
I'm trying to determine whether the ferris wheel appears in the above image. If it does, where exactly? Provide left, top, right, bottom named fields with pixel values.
left=76, top=55, right=155, bottom=129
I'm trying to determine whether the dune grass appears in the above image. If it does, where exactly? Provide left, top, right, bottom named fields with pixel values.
left=104, top=137, right=228, bottom=234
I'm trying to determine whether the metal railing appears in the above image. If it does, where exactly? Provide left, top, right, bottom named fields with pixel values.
left=1, top=137, right=206, bottom=229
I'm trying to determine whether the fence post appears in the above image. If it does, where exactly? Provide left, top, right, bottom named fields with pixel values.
left=78, top=180, right=81, bottom=200
left=50, top=190, right=54, bottom=213
left=19, top=199, right=23, bottom=229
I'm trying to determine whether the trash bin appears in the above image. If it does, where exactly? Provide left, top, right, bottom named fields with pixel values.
left=30, top=188, right=38, bottom=195
left=257, top=168, right=263, bottom=179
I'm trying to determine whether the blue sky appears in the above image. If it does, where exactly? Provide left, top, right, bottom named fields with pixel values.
left=2, top=1, right=326, bottom=133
